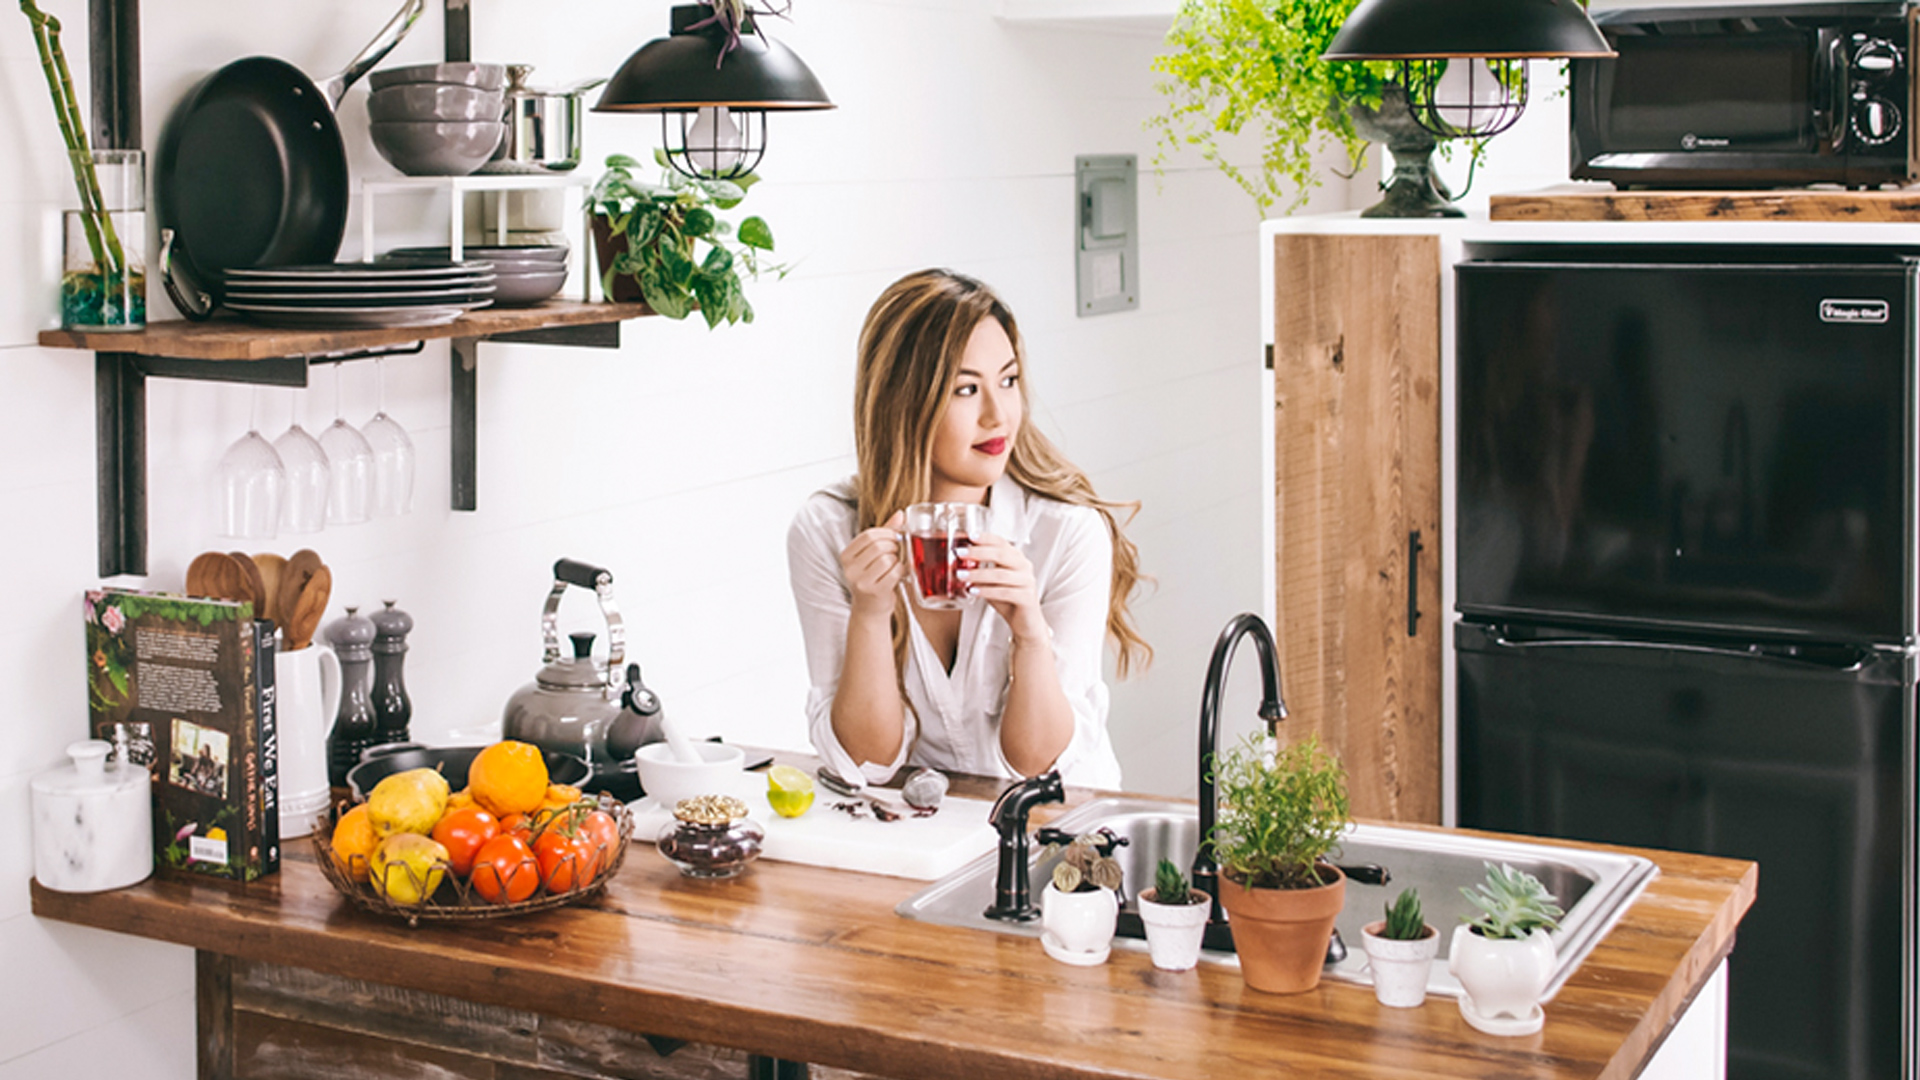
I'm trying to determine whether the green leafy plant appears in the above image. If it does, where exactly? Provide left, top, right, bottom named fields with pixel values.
left=1151, top=857, right=1204, bottom=905
left=1461, top=862, right=1565, bottom=940
left=586, top=152, right=780, bottom=328
left=1207, top=732, right=1351, bottom=891
left=1148, top=0, right=1393, bottom=215
left=1050, top=832, right=1124, bottom=894
left=1382, top=887, right=1428, bottom=941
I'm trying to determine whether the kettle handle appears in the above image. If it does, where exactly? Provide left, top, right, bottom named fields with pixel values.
left=541, top=558, right=625, bottom=695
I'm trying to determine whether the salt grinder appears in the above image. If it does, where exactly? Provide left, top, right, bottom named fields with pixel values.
left=323, top=606, right=378, bottom=788
left=369, top=599, right=413, bottom=745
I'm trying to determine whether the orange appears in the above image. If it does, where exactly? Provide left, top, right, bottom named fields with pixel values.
left=329, top=804, right=378, bottom=883
left=445, top=788, right=476, bottom=812
left=467, top=740, right=550, bottom=818
left=540, top=783, right=584, bottom=812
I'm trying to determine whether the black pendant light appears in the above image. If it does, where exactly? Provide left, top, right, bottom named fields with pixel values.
left=594, top=4, right=834, bottom=180
left=1323, top=0, right=1612, bottom=139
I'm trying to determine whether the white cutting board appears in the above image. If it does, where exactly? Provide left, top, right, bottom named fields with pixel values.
left=627, top=771, right=998, bottom=880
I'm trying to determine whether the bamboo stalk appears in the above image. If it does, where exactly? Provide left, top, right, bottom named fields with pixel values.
left=22, top=0, right=125, bottom=282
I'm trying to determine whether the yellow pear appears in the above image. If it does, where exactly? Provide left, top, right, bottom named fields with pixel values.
left=369, top=833, right=448, bottom=905
left=366, top=768, right=450, bottom=837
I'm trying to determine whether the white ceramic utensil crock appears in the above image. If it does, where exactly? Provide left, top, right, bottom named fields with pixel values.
left=31, top=739, right=153, bottom=893
left=276, top=643, right=340, bottom=837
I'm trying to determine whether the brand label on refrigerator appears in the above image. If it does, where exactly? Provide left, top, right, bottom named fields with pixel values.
left=1820, top=299, right=1890, bottom=324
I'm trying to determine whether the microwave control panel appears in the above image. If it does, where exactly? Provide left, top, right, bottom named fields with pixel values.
left=1849, top=32, right=1906, bottom=148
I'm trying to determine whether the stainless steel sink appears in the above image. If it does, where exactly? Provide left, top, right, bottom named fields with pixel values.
left=898, top=797, right=1659, bottom=1000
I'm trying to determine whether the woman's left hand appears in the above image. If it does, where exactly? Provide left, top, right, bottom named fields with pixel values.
left=957, top=533, right=1048, bottom=644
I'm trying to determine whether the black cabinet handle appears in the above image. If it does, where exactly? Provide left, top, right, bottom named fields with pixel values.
left=1407, top=530, right=1423, bottom=637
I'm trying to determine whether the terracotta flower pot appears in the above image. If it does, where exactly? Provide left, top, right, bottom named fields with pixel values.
left=1216, top=865, right=1347, bottom=993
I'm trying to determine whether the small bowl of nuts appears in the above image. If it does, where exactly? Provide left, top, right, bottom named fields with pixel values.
left=655, top=794, right=764, bottom=879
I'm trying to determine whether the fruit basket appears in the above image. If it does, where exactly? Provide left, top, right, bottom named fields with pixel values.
left=312, top=793, right=634, bottom=926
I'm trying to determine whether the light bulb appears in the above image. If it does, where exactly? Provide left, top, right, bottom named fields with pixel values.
left=687, top=106, right=745, bottom=175
left=1433, top=58, right=1511, bottom=133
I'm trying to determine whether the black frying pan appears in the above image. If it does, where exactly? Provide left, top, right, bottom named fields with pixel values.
left=346, top=744, right=591, bottom=803
left=156, top=0, right=424, bottom=316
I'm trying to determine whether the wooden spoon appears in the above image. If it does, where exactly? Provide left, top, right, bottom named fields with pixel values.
left=252, top=553, right=287, bottom=622
left=276, top=549, right=324, bottom=634
left=186, top=551, right=255, bottom=611
left=229, top=552, right=269, bottom=622
left=284, top=564, right=332, bottom=651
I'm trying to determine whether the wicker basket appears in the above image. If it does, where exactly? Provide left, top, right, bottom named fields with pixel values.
left=312, top=793, right=633, bottom=926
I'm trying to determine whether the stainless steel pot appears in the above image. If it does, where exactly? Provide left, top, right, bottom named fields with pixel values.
left=491, top=65, right=606, bottom=172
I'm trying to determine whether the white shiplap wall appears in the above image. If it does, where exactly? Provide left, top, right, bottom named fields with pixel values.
left=0, top=1, right=1385, bottom=1074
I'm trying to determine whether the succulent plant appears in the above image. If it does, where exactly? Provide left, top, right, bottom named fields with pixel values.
left=1051, top=832, right=1123, bottom=894
left=1382, top=887, right=1427, bottom=941
left=1461, top=862, right=1565, bottom=940
left=1150, top=858, right=1204, bottom=905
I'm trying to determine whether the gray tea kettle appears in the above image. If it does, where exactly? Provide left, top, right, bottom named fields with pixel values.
left=501, top=558, right=663, bottom=791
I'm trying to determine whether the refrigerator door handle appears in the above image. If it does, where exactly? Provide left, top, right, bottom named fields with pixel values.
left=1484, top=626, right=1874, bottom=673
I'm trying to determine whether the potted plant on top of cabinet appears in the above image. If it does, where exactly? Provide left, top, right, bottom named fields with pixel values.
left=1360, top=886, right=1439, bottom=1007
left=1450, top=862, right=1565, bottom=1035
left=1208, top=731, right=1351, bottom=993
left=586, top=151, right=780, bottom=328
left=1136, top=858, right=1210, bottom=971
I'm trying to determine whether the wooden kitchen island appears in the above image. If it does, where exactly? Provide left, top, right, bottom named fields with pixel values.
left=31, top=775, right=1754, bottom=1080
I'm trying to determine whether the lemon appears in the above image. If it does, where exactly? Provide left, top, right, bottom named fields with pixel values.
left=766, top=764, right=815, bottom=818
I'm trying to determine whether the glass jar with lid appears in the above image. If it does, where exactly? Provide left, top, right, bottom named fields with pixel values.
left=655, top=794, right=763, bottom=879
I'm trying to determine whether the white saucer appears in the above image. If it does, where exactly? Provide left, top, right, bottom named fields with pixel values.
left=1458, top=995, right=1545, bottom=1036
left=1040, top=931, right=1111, bottom=966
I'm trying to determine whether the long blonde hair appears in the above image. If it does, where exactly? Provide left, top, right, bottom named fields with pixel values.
left=852, top=268, right=1152, bottom=677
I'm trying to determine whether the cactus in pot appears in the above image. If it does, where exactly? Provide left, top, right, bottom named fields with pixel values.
left=1360, top=887, right=1440, bottom=1008
left=1450, top=863, right=1566, bottom=1034
left=1136, top=858, right=1210, bottom=971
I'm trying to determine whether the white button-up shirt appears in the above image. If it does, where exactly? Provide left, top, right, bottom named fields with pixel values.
left=786, top=475, right=1123, bottom=789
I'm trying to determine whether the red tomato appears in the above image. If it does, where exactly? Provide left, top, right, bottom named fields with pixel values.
left=430, top=806, right=499, bottom=877
left=576, top=809, right=620, bottom=883
left=534, top=827, right=595, bottom=894
left=497, top=812, right=534, bottom=838
left=469, top=833, right=539, bottom=904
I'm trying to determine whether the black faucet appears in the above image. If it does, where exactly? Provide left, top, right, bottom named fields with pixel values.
left=1193, top=613, right=1288, bottom=933
left=983, top=770, right=1065, bottom=922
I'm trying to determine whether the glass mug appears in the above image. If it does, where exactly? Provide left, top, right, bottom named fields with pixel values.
left=902, top=502, right=990, bottom=609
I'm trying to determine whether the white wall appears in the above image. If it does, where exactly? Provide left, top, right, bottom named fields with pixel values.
left=0, top=2, right=1379, bottom=1074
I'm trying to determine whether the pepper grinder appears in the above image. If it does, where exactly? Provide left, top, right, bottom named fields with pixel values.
left=323, top=606, right=379, bottom=788
left=369, top=599, right=413, bottom=745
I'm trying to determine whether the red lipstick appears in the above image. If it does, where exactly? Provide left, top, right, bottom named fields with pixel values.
left=974, top=437, right=1008, bottom=456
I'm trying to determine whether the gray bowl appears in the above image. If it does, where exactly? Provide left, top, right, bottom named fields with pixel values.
left=383, top=244, right=568, bottom=264
left=369, top=120, right=506, bottom=177
left=368, top=83, right=504, bottom=123
left=490, top=265, right=570, bottom=306
left=368, top=61, right=507, bottom=92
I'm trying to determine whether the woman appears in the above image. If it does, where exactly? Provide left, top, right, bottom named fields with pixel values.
left=787, top=269, right=1150, bottom=789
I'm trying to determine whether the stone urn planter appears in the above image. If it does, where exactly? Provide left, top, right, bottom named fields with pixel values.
left=1348, top=83, right=1464, bottom=220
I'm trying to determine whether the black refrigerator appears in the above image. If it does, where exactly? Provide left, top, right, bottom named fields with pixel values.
left=1455, top=245, right=1915, bottom=1080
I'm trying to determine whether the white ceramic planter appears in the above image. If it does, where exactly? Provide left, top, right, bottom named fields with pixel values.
left=1040, top=882, right=1118, bottom=966
left=1449, top=925, right=1556, bottom=1035
left=1358, top=921, right=1440, bottom=1008
left=1136, top=888, right=1211, bottom=971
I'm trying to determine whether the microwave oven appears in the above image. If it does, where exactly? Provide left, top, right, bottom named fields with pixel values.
left=1570, top=3, right=1917, bottom=188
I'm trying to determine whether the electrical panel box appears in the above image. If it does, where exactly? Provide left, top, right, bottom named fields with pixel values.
left=1075, top=154, right=1137, bottom=317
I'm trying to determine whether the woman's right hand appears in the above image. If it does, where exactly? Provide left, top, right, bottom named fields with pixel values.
left=839, top=510, right=906, bottom=616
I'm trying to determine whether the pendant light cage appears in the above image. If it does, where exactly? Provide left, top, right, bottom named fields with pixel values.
left=659, top=108, right=769, bottom=181
left=1399, top=58, right=1530, bottom=140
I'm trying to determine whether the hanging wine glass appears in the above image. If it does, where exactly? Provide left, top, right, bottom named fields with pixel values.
left=363, top=358, right=415, bottom=518
left=215, top=387, right=285, bottom=539
left=273, top=386, right=330, bottom=534
left=318, top=363, right=374, bottom=525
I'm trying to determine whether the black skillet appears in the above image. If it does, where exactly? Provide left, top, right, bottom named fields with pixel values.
left=156, top=0, right=425, bottom=317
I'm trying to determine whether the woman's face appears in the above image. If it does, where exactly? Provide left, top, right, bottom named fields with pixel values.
left=929, top=316, right=1023, bottom=503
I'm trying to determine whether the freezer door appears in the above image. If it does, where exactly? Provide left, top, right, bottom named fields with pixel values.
left=1457, top=620, right=1912, bottom=1080
left=1457, top=255, right=1915, bottom=643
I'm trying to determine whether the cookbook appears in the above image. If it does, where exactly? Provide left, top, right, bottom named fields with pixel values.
left=84, top=588, right=279, bottom=881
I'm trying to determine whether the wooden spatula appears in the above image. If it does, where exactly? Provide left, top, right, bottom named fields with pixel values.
left=252, top=553, right=287, bottom=622
left=229, top=552, right=269, bottom=622
left=276, top=549, right=323, bottom=635
left=186, top=551, right=255, bottom=611
left=283, top=564, right=332, bottom=651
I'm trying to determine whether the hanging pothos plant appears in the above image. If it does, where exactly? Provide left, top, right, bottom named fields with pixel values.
left=587, top=151, right=783, bottom=329
left=1148, top=0, right=1394, bottom=216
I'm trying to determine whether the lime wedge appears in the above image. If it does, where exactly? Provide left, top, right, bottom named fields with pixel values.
left=766, top=764, right=815, bottom=818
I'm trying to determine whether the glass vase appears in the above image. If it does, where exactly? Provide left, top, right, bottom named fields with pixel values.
left=61, top=149, right=147, bottom=331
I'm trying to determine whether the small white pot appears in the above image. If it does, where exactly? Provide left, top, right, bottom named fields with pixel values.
left=1449, top=925, right=1556, bottom=1035
left=1359, top=920, right=1440, bottom=1008
left=1136, top=888, right=1211, bottom=971
left=1041, top=882, right=1119, bottom=964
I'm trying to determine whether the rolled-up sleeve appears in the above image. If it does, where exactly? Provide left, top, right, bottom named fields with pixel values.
left=786, top=497, right=911, bottom=785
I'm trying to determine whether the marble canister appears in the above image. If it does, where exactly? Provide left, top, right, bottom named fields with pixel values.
left=31, top=739, right=153, bottom=892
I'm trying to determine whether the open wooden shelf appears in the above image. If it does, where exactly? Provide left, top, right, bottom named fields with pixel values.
left=1490, top=185, right=1920, bottom=222
left=41, top=300, right=653, bottom=361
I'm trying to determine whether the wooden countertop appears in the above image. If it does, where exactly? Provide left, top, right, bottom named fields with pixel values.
left=30, top=773, right=1754, bottom=1080
left=1489, top=185, right=1920, bottom=223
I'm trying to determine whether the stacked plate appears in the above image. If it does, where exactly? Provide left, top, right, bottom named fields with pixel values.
left=222, top=260, right=497, bottom=328
left=381, top=246, right=568, bottom=307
